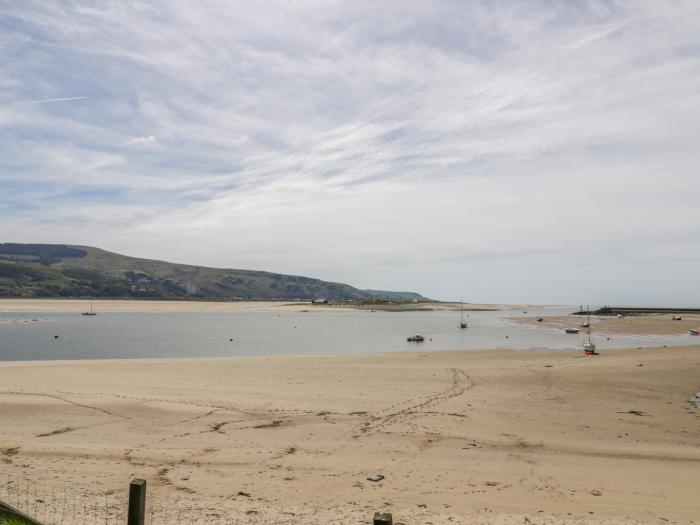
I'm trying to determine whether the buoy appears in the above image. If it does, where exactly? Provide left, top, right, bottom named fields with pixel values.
left=229, top=338, right=233, bottom=342
left=54, top=335, right=59, bottom=339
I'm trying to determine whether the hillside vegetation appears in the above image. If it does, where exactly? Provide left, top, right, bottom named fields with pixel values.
left=0, top=243, right=428, bottom=302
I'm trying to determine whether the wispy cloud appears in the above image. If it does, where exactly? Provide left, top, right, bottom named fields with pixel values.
left=14, top=96, right=87, bottom=105
left=1, top=1, right=699, bottom=303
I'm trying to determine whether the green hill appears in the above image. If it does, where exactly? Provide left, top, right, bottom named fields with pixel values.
left=0, top=243, right=429, bottom=302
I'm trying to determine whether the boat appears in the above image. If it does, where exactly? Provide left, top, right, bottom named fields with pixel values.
left=82, top=297, right=97, bottom=316
left=690, top=329, right=699, bottom=336
left=580, top=308, right=592, bottom=328
left=583, top=305, right=598, bottom=354
left=536, top=317, right=543, bottom=322
left=459, top=299, right=467, bottom=329
left=565, top=328, right=580, bottom=334
left=672, top=316, right=682, bottom=321
left=407, top=335, right=425, bottom=342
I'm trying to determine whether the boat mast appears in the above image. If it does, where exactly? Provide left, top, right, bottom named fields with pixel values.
left=587, top=305, right=592, bottom=344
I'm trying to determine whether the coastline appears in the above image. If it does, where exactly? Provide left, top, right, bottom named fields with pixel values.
left=0, top=298, right=517, bottom=314
left=1, top=345, right=699, bottom=524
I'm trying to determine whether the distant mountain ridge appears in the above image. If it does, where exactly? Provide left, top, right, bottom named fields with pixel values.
left=0, top=243, right=429, bottom=302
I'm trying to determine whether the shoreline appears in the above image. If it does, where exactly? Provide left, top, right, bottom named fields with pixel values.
left=1, top=342, right=698, bottom=366
left=0, top=298, right=520, bottom=313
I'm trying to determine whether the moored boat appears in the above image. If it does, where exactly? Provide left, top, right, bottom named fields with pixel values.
left=407, top=335, right=425, bottom=342
left=582, top=305, right=598, bottom=355
left=82, top=297, right=97, bottom=316
left=690, top=329, right=699, bottom=336
left=459, top=299, right=467, bottom=329
left=565, top=328, right=580, bottom=334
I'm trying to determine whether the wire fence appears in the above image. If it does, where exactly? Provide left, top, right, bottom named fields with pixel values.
left=0, top=475, right=328, bottom=525
left=2, top=474, right=124, bottom=525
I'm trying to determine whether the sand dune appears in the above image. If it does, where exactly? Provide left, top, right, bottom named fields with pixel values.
left=1, top=345, right=699, bottom=524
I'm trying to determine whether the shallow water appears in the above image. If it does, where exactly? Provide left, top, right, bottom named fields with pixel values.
left=0, top=305, right=694, bottom=361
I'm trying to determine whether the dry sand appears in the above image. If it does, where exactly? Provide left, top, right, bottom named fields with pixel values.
left=1, top=346, right=699, bottom=524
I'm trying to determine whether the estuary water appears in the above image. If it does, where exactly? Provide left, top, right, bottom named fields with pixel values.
left=0, top=306, right=692, bottom=361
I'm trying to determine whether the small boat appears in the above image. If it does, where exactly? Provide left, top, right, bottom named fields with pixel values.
left=82, top=297, right=97, bottom=316
left=672, top=316, right=682, bottom=321
left=536, top=317, right=543, bottom=322
left=583, top=341, right=597, bottom=355
left=407, top=335, right=425, bottom=342
left=579, top=322, right=590, bottom=328
left=459, top=299, right=467, bottom=329
left=565, top=328, right=580, bottom=334
left=690, top=329, right=699, bottom=336
left=583, top=305, right=598, bottom=355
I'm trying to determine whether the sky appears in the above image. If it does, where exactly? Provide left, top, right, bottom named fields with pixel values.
left=1, top=1, right=699, bottom=305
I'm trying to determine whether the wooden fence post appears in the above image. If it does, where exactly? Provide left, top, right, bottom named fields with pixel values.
left=127, top=479, right=146, bottom=525
left=373, top=511, right=393, bottom=525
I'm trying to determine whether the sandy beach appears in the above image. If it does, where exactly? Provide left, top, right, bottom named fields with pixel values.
left=1, top=345, right=699, bottom=524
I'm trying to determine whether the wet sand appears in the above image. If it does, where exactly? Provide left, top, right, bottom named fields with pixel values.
left=512, top=314, right=700, bottom=335
left=1, top=345, right=699, bottom=524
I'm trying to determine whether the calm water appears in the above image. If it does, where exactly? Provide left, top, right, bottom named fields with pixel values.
left=0, top=306, right=693, bottom=361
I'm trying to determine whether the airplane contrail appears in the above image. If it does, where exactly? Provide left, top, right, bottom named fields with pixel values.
left=15, top=96, right=87, bottom=105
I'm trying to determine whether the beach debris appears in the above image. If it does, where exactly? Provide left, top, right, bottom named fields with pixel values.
left=37, top=427, right=73, bottom=437
left=180, top=475, right=190, bottom=481
left=544, top=364, right=553, bottom=368
left=237, top=491, right=251, bottom=497
left=253, top=420, right=284, bottom=428
left=374, top=512, right=393, bottom=525
left=245, top=510, right=258, bottom=515
left=617, top=410, right=650, bottom=417
left=590, top=489, right=603, bottom=496
left=637, top=362, right=644, bottom=367
left=367, top=474, right=385, bottom=482
left=485, top=481, right=499, bottom=486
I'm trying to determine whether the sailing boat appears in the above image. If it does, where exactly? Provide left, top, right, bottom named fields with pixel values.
left=82, top=297, right=97, bottom=316
left=459, top=300, right=467, bottom=329
left=582, top=305, right=596, bottom=355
